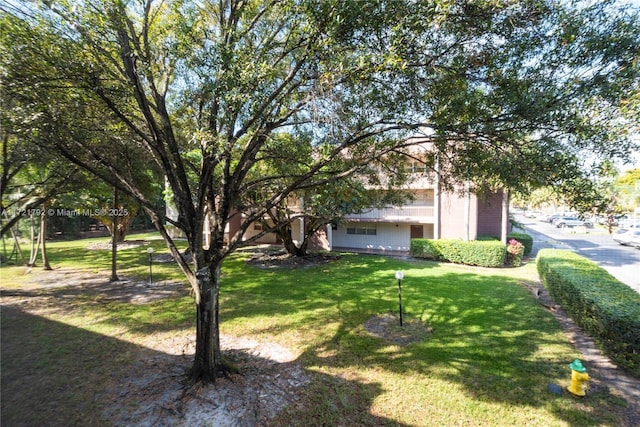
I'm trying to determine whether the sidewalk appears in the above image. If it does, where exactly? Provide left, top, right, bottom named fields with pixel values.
left=332, top=246, right=409, bottom=257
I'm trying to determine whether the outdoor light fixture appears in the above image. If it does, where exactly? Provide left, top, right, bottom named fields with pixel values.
left=146, top=247, right=154, bottom=285
left=395, top=271, right=404, bottom=326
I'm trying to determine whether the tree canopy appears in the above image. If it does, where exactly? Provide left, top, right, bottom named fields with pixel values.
left=2, top=0, right=639, bottom=382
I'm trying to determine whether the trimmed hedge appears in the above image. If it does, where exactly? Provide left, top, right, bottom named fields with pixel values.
left=507, top=232, right=533, bottom=256
left=410, top=238, right=506, bottom=267
left=537, top=249, right=640, bottom=376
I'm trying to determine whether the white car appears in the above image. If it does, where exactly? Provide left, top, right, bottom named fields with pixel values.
left=628, top=232, right=640, bottom=249
left=613, top=229, right=640, bottom=246
left=618, top=221, right=640, bottom=230
left=554, top=217, right=593, bottom=228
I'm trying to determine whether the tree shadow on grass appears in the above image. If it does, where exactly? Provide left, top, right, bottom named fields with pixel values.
left=1, top=303, right=405, bottom=427
left=0, top=274, right=194, bottom=336
left=1, top=304, right=143, bottom=426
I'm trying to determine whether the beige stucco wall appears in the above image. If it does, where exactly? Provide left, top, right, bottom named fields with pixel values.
left=438, top=190, right=478, bottom=240
left=332, top=221, right=434, bottom=251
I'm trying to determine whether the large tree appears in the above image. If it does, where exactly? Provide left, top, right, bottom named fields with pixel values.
left=0, top=97, right=81, bottom=237
left=251, top=132, right=413, bottom=256
left=2, top=0, right=639, bottom=383
left=615, top=168, right=640, bottom=212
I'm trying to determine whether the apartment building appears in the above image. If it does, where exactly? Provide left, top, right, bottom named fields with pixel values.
left=237, top=166, right=509, bottom=254
left=329, top=177, right=509, bottom=253
left=168, top=146, right=510, bottom=253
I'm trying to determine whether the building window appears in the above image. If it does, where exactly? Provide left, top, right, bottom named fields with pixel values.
left=254, top=223, right=263, bottom=230
left=346, top=226, right=377, bottom=235
left=405, top=161, right=426, bottom=174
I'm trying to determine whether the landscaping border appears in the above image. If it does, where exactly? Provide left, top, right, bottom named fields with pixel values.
left=537, top=248, right=640, bottom=377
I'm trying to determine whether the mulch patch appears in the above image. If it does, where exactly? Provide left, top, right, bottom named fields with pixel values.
left=245, top=249, right=340, bottom=270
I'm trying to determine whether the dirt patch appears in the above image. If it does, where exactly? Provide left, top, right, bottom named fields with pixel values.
left=10, top=267, right=188, bottom=305
left=365, top=312, right=433, bottom=346
left=245, top=248, right=340, bottom=270
left=1, top=265, right=313, bottom=426
left=86, top=240, right=147, bottom=251
left=102, top=335, right=310, bottom=427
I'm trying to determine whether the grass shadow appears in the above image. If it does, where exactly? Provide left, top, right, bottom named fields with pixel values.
left=1, top=303, right=405, bottom=427
left=1, top=304, right=146, bottom=426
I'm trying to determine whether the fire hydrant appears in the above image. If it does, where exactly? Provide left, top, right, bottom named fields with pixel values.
left=567, top=359, right=590, bottom=397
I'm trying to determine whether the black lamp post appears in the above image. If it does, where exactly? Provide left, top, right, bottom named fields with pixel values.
left=395, top=271, right=404, bottom=326
left=147, top=247, right=154, bottom=285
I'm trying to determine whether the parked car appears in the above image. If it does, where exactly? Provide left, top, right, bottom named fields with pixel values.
left=615, top=223, right=639, bottom=235
left=619, top=220, right=640, bottom=230
left=545, top=214, right=562, bottom=223
left=629, top=233, right=640, bottom=249
left=554, top=217, right=593, bottom=228
left=613, top=229, right=640, bottom=246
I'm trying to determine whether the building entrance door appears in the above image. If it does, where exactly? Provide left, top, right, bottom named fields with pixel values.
left=410, top=225, right=424, bottom=239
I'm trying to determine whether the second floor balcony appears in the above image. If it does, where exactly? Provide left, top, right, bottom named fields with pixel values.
left=344, top=205, right=435, bottom=223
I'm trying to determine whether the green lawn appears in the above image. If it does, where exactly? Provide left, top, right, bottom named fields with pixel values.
left=0, top=233, right=631, bottom=426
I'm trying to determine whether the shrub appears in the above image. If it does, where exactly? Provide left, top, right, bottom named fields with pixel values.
left=409, top=238, right=439, bottom=259
left=505, top=239, right=524, bottom=267
left=410, top=239, right=506, bottom=267
left=507, top=232, right=533, bottom=256
left=537, top=249, right=640, bottom=376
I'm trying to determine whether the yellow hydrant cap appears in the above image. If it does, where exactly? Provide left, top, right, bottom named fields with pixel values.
left=569, top=359, right=586, bottom=372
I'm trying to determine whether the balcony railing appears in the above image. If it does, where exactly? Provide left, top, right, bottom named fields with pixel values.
left=344, top=205, right=434, bottom=222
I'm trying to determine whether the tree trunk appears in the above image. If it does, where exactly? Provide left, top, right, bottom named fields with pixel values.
left=143, top=210, right=225, bottom=382
left=278, top=224, right=307, bottom=257
left=27, top=213, right=39, bottom=267
left=190, top=261, right=224, bottom=382
left=110, top=187, right=119, bottom=282
left=116, top=222, right=128, bottom=242
left=6, top=216, right=26, bottom=265
left=298, top=229, right=311, bottom=256
left=40, top=210, right=51, bottom=270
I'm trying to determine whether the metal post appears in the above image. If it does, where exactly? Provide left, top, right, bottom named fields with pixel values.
left=395, top=271, right=404, bottom=326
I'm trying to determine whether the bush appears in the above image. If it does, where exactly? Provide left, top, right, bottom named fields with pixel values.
left=537, top=249, right=640, bottom=376
left=507, top=232, right=533, bottom=256
left=410, top=238, right=506, bottom=267
left=505, top=239, right=524, bottom=267
left=476, top=235, right=499, bottom=241
left=409, top=238, right=439, bottom=259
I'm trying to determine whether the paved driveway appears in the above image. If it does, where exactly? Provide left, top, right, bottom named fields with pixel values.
left=518, top=217, right=640, bottom=294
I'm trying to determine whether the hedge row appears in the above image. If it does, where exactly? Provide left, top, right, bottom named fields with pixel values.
left=409, top=238, right=506, bottom=267
left=537, top=249, right=640, bottom=376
